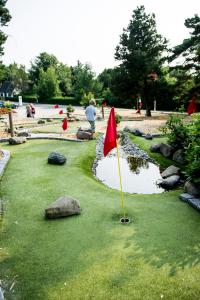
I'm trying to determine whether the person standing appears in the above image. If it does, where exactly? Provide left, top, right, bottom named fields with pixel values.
left=30, top=103, right=36, bottom=118
left=85, top=99, right=96, bottom=133
left=26, top=104, right=32, bottom=117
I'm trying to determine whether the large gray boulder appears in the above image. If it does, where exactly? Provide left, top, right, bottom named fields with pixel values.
left=160, top=143, right=174, bottom=158
left=161, top=165, right=180, bottom=179
left=17, top=131, right=30, bottom=137
left=76, top=129, right=93, bottom=140
left=184, top=181, right=200, bottom=198
left=172, top=149, right=185, bottom=164
left=144, top=134, right=153, bottom=140
left=150, top=143, right=161, bottom=153
left=8, top=137, right=26, bottom=145
left=158, top=175, right=180, bottom=189
left=45, top=196, right=81, bottom=219
left=133, top=128, right=144, bottom=136
left=123, top=126, right=136, bottom=134
left=48, top=151, right=66, bottom=165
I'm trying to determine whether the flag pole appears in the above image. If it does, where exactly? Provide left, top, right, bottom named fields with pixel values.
left=116, top=140, right=126, bottom=219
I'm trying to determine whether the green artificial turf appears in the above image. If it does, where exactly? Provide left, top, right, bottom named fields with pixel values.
left=0, top=139, right=200, bottom=300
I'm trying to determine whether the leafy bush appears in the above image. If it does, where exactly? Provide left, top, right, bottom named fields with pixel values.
left=66, top=105, right=75, bottom=118
left=162, top=113, right=200, bottom=183
left=184, top=114, right=200, bottom=183
left=162, top=114, right=189, bottom=149
left=116, top=113, right=122, bottom=125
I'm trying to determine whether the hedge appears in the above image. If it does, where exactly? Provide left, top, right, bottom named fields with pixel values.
left=19, top=95, right=80, bottom=105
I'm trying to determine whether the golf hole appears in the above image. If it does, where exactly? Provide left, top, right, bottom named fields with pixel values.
left=120, top=217, right=131, bottom=224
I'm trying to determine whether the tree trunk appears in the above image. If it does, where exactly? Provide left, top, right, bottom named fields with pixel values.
left=8, top=111, right=14, bottom=137
left=145, top=105, right=151, bottom=117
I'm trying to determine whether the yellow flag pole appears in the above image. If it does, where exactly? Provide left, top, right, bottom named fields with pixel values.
left=116, top=140, right=126, bottom=219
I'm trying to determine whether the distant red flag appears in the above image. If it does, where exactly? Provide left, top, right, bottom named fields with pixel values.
left=187, top=96, right=197, bottom=115
left=59, top=110, right=63, bottom=114
left=62, top=118, right=68, bottom=131
left=54, top=104, right=59, bottom=108
left=104, top=107, right=117, bottom=156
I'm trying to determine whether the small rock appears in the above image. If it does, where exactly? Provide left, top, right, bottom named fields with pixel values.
left=161, top=165, right=180, bottom=179
left=9, top=137, right=26, bottom=145
left=158, top=175, right=180, bottom=189
left=45, top=196, right=81, bottom=219
left=48, top=152, right=66, bottom=165
left=133, top=129, right=143, bottom=136
left=38, top=119, right=46, bottom=124
left=17, top=131, right=30, bottom=137
left=144, top=134, right=153, bottom=140
left=150, top=143, right=161, bottom=153
left=76, top=129, right=93, bottom=140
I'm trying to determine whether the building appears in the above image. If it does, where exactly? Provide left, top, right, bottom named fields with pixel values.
left=0, top=81, right=17, bottom=99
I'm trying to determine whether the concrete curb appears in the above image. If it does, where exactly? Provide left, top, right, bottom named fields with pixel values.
left=0, top=149, right=10, bottom=178
left=0, top=136, right=85, bottom=143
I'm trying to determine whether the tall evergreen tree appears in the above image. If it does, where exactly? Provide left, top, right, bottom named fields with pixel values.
left=115, top=5, right=168, bottom=115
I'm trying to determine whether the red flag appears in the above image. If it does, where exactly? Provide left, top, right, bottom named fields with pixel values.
left=104, top=107, right=117, bottom=156
left=62, top=118, right=68, bottom=131
left=59, top=110, right=63, bottom=114
left=187, top=96, right=197, bottom=115
left=54, top=104, right=59, bottom=108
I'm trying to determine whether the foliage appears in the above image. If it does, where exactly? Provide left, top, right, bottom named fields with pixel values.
left=80, top=91, right=94, bottom=107
left=184, top=114, right=200, bottom=183
left=161, top=113, right=200, bottom=182
left=66, top=104, right=74, bottom=118
left=36, top=67, right=60, bottom=101
left=169, top=14, right=200, bottom=97
left=5, top=63, right=29, bottom=93
left=56, top=63, right=72, bottom=96
left=29, top=52, right=59, bottom=85
left=0, top=0, right=11, bottom=57
left=114, top=5, right=168, bottom=115
left=162, top=114, right=189, bottom=149
left=71, top=61, right=97, bottom=101
left=115, top=113, right=122, bottom=124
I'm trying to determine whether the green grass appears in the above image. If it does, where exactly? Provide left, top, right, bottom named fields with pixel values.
left=31, top=121, right=90, bottom=134
left=0, top=140, right=200, bottom=299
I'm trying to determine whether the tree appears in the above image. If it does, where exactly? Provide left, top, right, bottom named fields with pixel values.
left=29, top=52, right=59, bottom=85
left=170, top=14, right=200, bottom=97
left=56, top=63, right=72, bottom=96
left=115, top=5, right=168, bottom=115
left=36, top=66, right=60, bottom=101
left=6, top=63, right=29, bottom=93
left=0, top=0, right=11, bottom=57
left=71, top=61, right=97, bottom=101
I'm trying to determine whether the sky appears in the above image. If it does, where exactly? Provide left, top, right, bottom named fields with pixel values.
left=2, top=0, right=200, bottom=74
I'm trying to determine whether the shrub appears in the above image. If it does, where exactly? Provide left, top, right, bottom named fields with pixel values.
left=162, top=114, right=189, bottom=149
left=66, top=105, right=75, bottom=118
left=184, top=114, right=200, bottom=183
left=116, top=113, right=122, bottom=125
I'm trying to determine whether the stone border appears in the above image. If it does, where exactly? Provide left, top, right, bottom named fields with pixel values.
left=180, top=193, right=200, bottom=212
left=0, top=136, right=85, bottom=143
